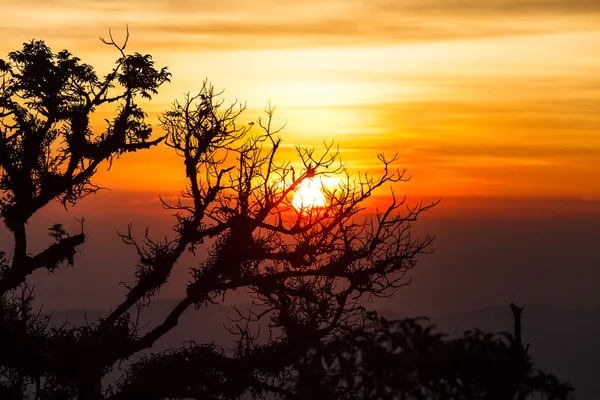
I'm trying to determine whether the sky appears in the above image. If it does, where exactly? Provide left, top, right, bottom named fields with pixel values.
left=1, top=0, right=599, bottom=312
left=1, top=0, right=598, bottom=205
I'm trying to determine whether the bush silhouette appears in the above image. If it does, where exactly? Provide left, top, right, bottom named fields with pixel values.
left=293, top=307, right=573, bottom=399
left=0, top=33, right=572, bottom=399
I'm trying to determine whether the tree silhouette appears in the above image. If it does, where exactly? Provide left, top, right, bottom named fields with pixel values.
left=0, top=29, right=170, bottom=294
left=0, top=34, right=572, bottom=400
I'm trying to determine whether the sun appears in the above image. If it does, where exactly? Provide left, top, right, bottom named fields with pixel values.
left=292, top=178, right=326, bottom=211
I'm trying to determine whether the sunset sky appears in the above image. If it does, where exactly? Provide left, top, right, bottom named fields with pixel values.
left=1, top=0, right=599, bottom=314
left=1, top=0, right=599, bottom=208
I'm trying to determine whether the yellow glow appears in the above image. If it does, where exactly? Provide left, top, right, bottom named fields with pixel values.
left=292, top=178, right=327, bottom=211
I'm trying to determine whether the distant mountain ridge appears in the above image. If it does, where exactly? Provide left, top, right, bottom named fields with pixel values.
left=47, top=301, right=600, bottom=399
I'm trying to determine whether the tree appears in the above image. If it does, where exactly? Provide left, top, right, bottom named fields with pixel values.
left=0, top=34, right=571, bottom=400
left=0, top=29, right=170, bottom=294
left=0, top=32, right=434, bottom=399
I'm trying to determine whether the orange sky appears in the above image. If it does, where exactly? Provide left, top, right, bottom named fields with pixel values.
left=2, top=0, right=599, bottom=207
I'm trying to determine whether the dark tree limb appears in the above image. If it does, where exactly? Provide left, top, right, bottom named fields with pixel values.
left=0, top=233, right=85, bottom=295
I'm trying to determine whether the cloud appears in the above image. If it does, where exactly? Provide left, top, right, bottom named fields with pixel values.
left=2, top=0, right=598, bottom=52
left=76, top=0, right=600, bottom=15
left=391, top=0, right=600, bottom=14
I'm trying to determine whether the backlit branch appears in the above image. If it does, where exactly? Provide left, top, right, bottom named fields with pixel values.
left=95, top=83, right=437, bottom=387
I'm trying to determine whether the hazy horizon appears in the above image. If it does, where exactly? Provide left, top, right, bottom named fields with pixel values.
left=2, top=191, right=595, bottom=316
